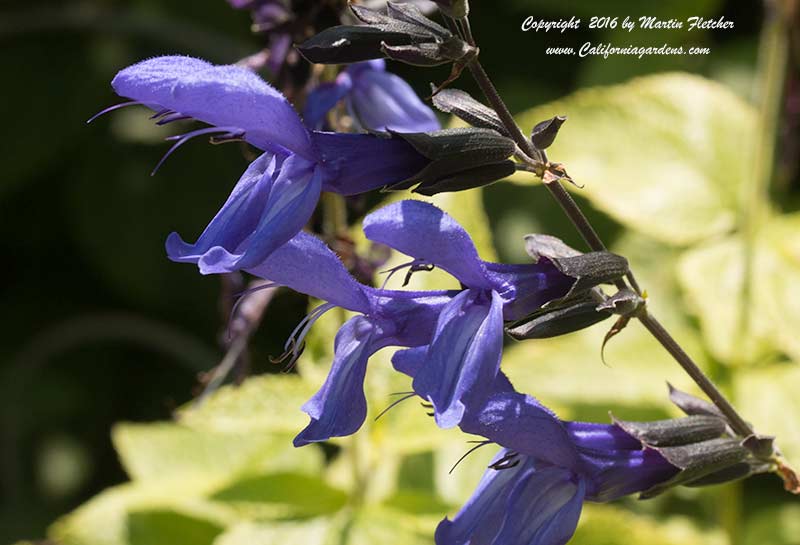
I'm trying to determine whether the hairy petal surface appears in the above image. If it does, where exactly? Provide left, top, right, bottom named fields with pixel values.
left=293, top=316, right=383, bottom=446
left=413, top=289, right=503, bottom=428
left=112, top=55, right=313, bottom=157
left=247, top=231, right=372, bottom=314
left=363, top=200, right=490, bottom=288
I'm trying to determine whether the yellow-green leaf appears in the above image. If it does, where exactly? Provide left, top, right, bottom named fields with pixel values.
left=514, top=73, right=757, bottom=245
left=177, top=374, right=317, bottom=435
left=112, top=423, right=322, bottom=483
left=734, top=362, right=800, bottom=466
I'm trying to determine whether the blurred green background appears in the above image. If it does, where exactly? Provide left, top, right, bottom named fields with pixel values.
left=2, top=0, right=799, bottom=544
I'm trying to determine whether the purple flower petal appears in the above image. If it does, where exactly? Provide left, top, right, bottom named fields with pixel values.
left=347, top=66, right=440, bottom=133
left=566, top=422, right=678, bottom=502
left=482, top=261, right=575, bottom=321
left=246, top=230, right=372, bottom=313
left=168, top=154, right=323, bottom=274
left=413, top=289, right=503, bottom=428
left=363, top=200, right=491, bottom=289
left=435, top=450, right=531, bottom=545
left=579, top=446, right=677, bottom=502
left=391, top=346, right=427, bottom=377
left=165, top=152, right=277, bottom=266
left=112, top=56, right=313, bottom=158
left=303, top=73, right=353, bottom=129
left=311, top=132, right=430, bottom=195
left=566, top=421, right=643, bottom=451
left=460, top=389, right=580, bottom=470
left=293, top=316, right=384, bottom=446
left=492, top=466, right=585, bottom=545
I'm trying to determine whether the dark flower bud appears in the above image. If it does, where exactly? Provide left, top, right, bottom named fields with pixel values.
left=669, top=385, right=777, bottom=459
left=612, top=385, right=775, bottom=499
left=382, top=36, right=475, bottom=67
left=547, top=251, right=629, bottom=298
left=431, top=87, right=508, bottom=136
left=525, top=236, right=628, bottom=302
left=297, top=26, right=416, bottom=64
left=530, top=115, right=567, bottom=150
left=613, top=415, right=728, bottom=448
left=504, top=234, right=630, bottom=339
left=505, top=292, right=612, bottom=340
left=387, top=127, right=516, bottom=194
left=297, top=2, right=475, bottom=67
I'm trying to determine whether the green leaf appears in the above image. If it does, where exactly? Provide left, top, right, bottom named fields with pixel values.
left=128, top=509, right=225, bottom=545
left=383, top=490, right=452, bottom=516
left=212, top=519, right=332, bottom=545
left=677, top=213, right=800, bottom=364
left=743, top=503, right=800, bottom=545
left=677, top=236, right=774, bottom=364
left=514, top=73, right=757, bottom=245
left=210, top=472, right=347, bottom=518
left=177, top=374, right=318, bottom=435
left=733, top=362, right=800, bottom=466
left=112, top=423, right=322, bottom=483
left=49, top=482, right=237, bottom=545
left=757, top=214, right=800, bottom=363
left=344, top=506, right=439, bottom=545
left=575, top=504, right=726, bottom=545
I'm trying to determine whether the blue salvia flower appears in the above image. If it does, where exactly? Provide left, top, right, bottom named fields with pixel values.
left=303, top=59, right=440, bottom=132
left=363, top=200, right=575, bottom=428
left=242, top=199, right=576, bottom=445
left=94, top=56, right=429, bottom=274
left=392, top=351, right=679, bottom=545
left=241, top=228, right=452, bottom=446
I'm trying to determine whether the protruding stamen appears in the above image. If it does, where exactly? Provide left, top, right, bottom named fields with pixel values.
left=449, top=440, right=492, bottom=474
left=210, top=132, right=246, bottom=145
left=226, top=282, right=279, bottom=341
left=86, top=101, right=141, bottom=124
left=150, top=108, right=174, bottom=120
left=489, top=451, right=520, bottom=471
left=156, top=113, right=193, bottom=126
left=380, top=259, right=435, bottom=289
left=152, top=126, right=243, bottom=175
left=374, top=392, right=417, bottom=421
left=269, top=303, right=337, bottom=371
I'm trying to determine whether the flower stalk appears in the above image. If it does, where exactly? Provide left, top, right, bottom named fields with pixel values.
left=454, top=13, right=798, bottom=486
